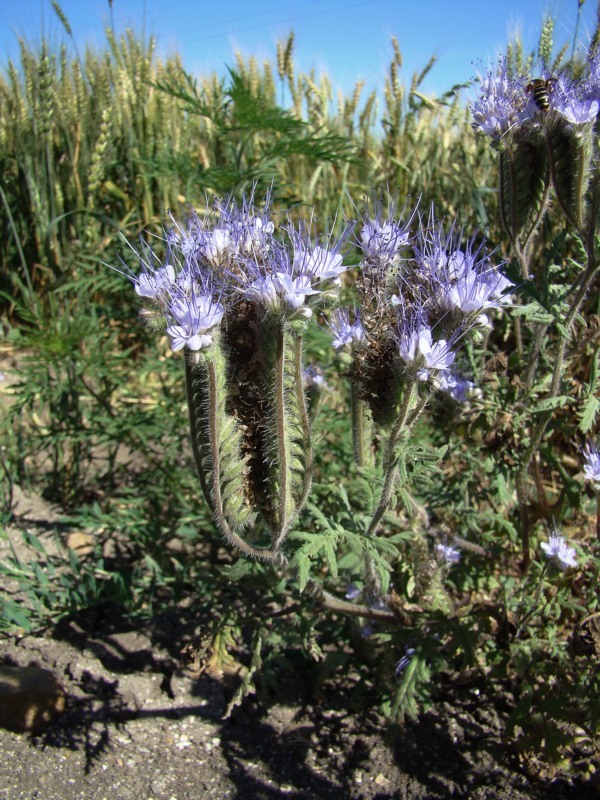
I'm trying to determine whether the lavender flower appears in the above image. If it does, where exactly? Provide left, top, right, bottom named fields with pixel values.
left=273, top=271, right=319, bottom=311
left=413, top=214, right=458, bottom=279
left=303, top=365, right=327, bottom=390
left=241, top=216, right=275, bottom=255
left=540, top=531, right=577, bottom=569
left=397, top=322, right=455, bottom=379
left=174, top=263, right=197, bottom=294
left=166, top=288, right=225, bottom=352
left=583, top=442, right=600, bottom=486
left=216, top=192, right=276, bottom=259
left=554, top=94, right=599, bottom=125
left=552, top=73, right=599, bottom=126
left=328, top=308, right=365, bottom=350
left=469, top=59, right=530, bottom=141
left=359, top=198, right=417, bottom=269
left=166, top=215, right=199, bottom=262
left=197, top=227, right=239, bottom=268
left=437, top=372, right=480, bottom=403
left=244, top=270, right=318, bottom=313
left=439, top=266, right=512, bottom=323
left=360, top=220, right=411, bottom=265
left=293, top=243, right=345, bottom=284
left=345, top=583, right=362, bottom=601
left=287, top=219, right=353, bottom=295
left=435, top=542, right=461, bottom=565
left=165, top=191, right=276, bottom=277
left=471, top=52, right=600, bottom=144
left=243, top=274, right=280, bottom=308
left=415, top=220, right=512, bottom=324
left=134, top=264, right=176, bottom=301
left=395, top=647, right=416, bottom=675
left=240, top=242, right=320, bottom=317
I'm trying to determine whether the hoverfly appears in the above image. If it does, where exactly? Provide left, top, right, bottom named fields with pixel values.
left=526, top=77, right=556, bottom=114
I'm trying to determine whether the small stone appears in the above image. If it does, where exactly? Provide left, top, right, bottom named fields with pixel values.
left=65, top=531, right=95, bottom=556
left=0, top=664, right=66, bottom=732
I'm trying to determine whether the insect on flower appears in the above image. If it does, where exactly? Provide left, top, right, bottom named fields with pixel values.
left=526, top=77, right=556, bottom=114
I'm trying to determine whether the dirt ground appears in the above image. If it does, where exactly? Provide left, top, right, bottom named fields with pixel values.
left=1, top=491, right=599, bottom=800
left=0, top=609, right=597, bottom=800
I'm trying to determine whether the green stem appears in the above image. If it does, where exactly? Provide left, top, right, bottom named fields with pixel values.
left=185, top=355, right=213, bottom=511
left=524, top=322, right=547, bottom=390
left=291, top=335, right=313, bottom=511
left=516, top=233, right=598, bottom=567
left=366, top=379, right=418, bottom=538
left=515, top=562, right=549, bottom=638
left=271, top=323, right=294, bottom=551
left=351, top=382, right=370, bottom=467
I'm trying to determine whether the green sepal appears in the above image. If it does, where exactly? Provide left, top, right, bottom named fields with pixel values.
left=547, top=118, right=594, bottom=231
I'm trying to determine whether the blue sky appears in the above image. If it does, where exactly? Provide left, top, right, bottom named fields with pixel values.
left=0, top=0, right=597, bottom=99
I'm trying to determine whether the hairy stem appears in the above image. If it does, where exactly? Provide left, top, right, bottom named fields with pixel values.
left=351, top=383, right=368, bottom=467
left=185, top=354, right=213, bottom=512
left=292, top=334, right=313, bottom=511
left=271, top=322, right=294, bottom=551
left=187, top=351, right=281, bottom=563
left=366, top=379, right=418, bottom=538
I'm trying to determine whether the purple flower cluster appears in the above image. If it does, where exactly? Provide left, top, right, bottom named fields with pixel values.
left=470, top=51, right=600, bottom=142
left=415, top=217, right=513, bottom=327
left=328, top=307, right=365, bottom=350
left=551, top=72, right=600, bottom=126
left=437, top=372, right=480, bottom=404
left=470, top=59, right=530, bottom=140
left=583, top=441, right=600, bottom=486
left=435, top=541, right=461, bottom=565
left=120, top=193, right=354, bottom=352
left=290, top=219, right=350, bottom=287
left=128, top=241, right=224, bottom=352
left=397, top=322, right=456, bottom=381
left=334, top=200, right=512, bottom=385
left=359, top=195, right=416, bottom=269
left=240, top=219, right=353, bottom=320
left=167, top=193, right=275, bottom=270
left=540, top=530, right=577, bottom=569
left=302, top=365, right=327, bottom=390
left=241, top=243, right=320, bottom=316
left=166, top=286, right=225, bottom=352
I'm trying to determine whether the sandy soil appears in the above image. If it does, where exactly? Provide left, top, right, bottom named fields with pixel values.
left=0, top=490, right=598, bottom=800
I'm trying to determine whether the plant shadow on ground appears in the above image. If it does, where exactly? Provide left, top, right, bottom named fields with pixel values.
left=0, top=602, right=596, bottom=800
